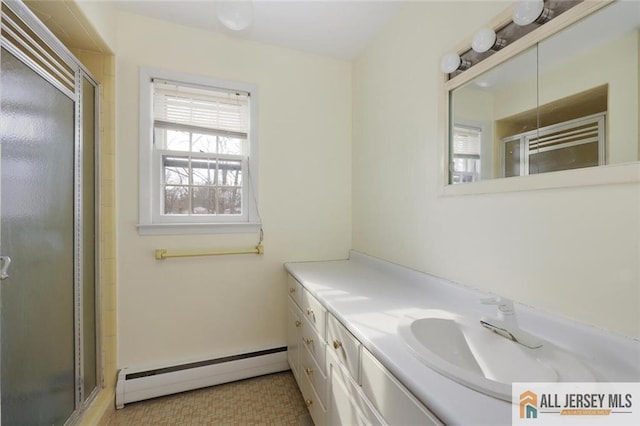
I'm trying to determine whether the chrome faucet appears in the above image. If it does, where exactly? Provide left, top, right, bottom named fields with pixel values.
left=480, top=297, right=543, bottom=349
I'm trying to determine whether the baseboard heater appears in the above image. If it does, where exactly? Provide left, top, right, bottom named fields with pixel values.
left=115, top=347, right=289, bottom=408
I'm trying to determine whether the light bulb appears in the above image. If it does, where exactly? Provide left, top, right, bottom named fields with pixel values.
left=472, top=28, right=497, bottom=53
left=441, top=53, right=461, bottom=73
left=441, top=53, right=471, bottom=74
left=216, top=0, right=254, bottom=32
left=472, top=28, right=507, bottom=53
left=513, top=0, right=551, bottom=26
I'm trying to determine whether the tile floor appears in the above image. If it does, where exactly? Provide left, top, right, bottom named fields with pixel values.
left=107, top=371, right=310, bottom=425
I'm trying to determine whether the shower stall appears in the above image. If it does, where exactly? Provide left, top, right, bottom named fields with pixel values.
left=0, top=1, right=100, bottom=423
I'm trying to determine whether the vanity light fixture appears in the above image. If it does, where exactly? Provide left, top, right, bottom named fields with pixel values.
left=216, top=0, right=254, bottom=32
left=442, top=0, right=563, bottom=75
left=471, top=28, right=507, bottom=53
left=513, top=0, right=553, bottom=26
left=440, top=53, right=471, bottom=74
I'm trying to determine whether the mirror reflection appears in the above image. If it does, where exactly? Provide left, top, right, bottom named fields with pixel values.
left=449, top=0, right=639, bottom=184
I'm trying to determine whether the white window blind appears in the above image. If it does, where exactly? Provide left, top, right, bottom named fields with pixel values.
left=452, top=125, right=482, bottom=157
left=153, top=79, right=249, bottom=138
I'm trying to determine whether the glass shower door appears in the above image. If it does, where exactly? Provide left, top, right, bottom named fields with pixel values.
left=0, top=48, right=76, bottom=424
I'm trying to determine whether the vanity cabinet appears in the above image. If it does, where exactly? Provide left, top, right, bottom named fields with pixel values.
left=287, top=274, right=443, bottom=426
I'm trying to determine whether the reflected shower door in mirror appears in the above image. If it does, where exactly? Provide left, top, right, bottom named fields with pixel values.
left=448, top=0, right=639, bottom=185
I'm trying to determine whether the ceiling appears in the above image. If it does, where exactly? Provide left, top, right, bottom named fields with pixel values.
left=114, top=0, right=405, bottom=60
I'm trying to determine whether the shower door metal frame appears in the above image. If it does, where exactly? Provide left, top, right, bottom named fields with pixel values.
left=0, top=0, right=102, bottom=421
left=74, top=67, right=102, bottom=414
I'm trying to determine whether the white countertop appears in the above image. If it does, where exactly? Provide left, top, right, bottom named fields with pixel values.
left=284, top=251, right=640, bottom=426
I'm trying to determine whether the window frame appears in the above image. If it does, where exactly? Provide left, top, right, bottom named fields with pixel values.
left=138, top=68, right=259, bottom=235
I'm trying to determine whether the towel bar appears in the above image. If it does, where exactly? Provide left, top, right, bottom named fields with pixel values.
left=155, top=244, right=264, bottom=260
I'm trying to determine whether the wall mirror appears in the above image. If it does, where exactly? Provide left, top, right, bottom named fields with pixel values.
left=446, top=0, right=639, bottom=185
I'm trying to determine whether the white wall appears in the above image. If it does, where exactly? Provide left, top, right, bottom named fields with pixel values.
left=352, top=1, right=640, bottom=338
left=115, top=11, right=352, bottom=367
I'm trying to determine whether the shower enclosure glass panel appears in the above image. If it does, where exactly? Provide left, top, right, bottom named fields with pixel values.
left=0, top=48, right=76, bottom=424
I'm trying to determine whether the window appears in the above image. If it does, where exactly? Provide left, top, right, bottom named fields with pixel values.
left=138, top=69, right=259, bottom=235
left=451, top=124, right=482, bottom=184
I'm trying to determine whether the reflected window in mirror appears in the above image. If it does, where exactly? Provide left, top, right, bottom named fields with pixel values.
left=451, top=124, right=482, bottom=184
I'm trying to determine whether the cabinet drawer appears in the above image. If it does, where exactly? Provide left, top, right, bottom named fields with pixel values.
left=287, top=274, right=303, bottom=308
left=301, top=316, right=326, bottom=374
left=287, top=298, right=302, bottom=380
left=360, top=348, right=442, bottom=426
left=301, top=342, right=327, bottom=407
left=299, top=362, right=326, bottom=426
left=327, top=314, right=360, bottom=382
left=301, top=288, right=326, bottom=338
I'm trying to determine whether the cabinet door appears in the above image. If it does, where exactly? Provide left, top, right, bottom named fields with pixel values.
left=327, top=351, right=384, bottom=426
left=361, top=348, right=442, bottom=425
left=287, top=299, right=302, bottom=380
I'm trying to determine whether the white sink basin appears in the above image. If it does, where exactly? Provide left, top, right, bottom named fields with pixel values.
left=398, top=310, right=596, bottom=401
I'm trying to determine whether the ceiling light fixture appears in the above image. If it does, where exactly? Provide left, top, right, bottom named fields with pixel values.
left=471, top=28, right=507, bottom=53
left=216, top=0, right=254, bottom=32
left=440, top=53, right=471, bottom=74
left=513, top=0, right=553, bottom=26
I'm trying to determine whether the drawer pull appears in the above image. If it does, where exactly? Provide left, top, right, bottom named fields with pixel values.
left=333, top=339, right=343, bottom=349
left=289, top=288, right=296, bottom=294
left=305, top=367, right=314, bottom=375
left=305, top=399, right=313, bottom=406
left=295, top=320, right=302, bottom=327
left=303, top=337, right=314, bottom=345
left=306, top=308, right=314, bottom=316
